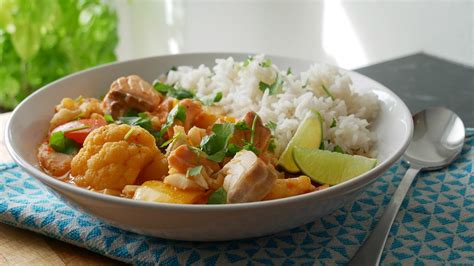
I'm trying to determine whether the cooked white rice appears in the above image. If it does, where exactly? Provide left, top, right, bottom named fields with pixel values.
left=161, top=54, right=379, bottom=157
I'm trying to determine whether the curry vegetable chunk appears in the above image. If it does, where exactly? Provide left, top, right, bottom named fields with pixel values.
left=71, top=124, right=157, bottom=190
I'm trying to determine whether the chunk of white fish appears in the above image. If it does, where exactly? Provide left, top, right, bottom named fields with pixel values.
left=222, top=150, right=277, bottom=203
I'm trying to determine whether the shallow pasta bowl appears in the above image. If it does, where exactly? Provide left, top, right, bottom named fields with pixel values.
left=5, top=53, right=413, bottom=241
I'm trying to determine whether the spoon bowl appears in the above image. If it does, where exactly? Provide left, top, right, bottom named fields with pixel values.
left=403, top=107, right=465, bottom=170
left=350, top=107, right=465, bottom=266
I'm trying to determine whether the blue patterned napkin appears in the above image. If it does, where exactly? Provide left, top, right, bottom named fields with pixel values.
left=0, top=130, right=473, bottom=265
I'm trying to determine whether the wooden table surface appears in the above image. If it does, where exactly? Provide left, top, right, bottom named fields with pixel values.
left=0, top=112, right=122, bottom=265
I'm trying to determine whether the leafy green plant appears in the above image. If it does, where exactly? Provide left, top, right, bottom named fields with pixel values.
left=0, top=0, right=118, bottom=110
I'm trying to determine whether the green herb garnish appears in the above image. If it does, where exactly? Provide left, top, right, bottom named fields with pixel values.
left=260, top=59, right=272, bottom=68
left=160, top=105, right=187, bottom=136
left=213, top=91, right=223, bottom=102
left=235, top=121, right=250, bottom=130
left=119, top=113, right=152, bottom=130
left=287, top=67, right=292, bottom=75
left=152, top=80, right=194, bottom=100
left=259, top=73, right=283, bottom=95
left=249, top=115, right=258, bottom=145
left=207, top=187, right=227, bottom=204
left=124, top=127, right=135, bottom=141
left=119, top=112, right=161, bottom=143
left=321, top=84, right=334, bottom=100
left=153, top=81, right=175, bottom=94
left=302, top=80, right=309, bottom=89
left=75, top=95, right=83, bottom=103
left=188, top=145, right=206, bottom=156
left=330, top=118, right=337, bottom=128
left=199, top=91, right=223, bottom=106
left=268, top=138, right=276, bottom=152
left=123, top=109, right=140, bottom=117
left=104, top=114, right=114, bottom=123
left=243, top=56, right=254, bottom=67
left=200, top=123, right=235, bottom=162
left=49, top=132, right=79, bottom=155
left=333, top=145, right=345, bottom=154
left=63, top=125, right=90, bottom=133
left=226, top=143, right=242, bottom=157
left=265, top=121, right=277, bottom=134
left=186, top=165, right=203, bottom=178
left=160, top=133, right=179, bottom=148
left=168, top=87, right=195, bottom=100
left=241, top=114, right=260, bottom=155
left=314, top=111, right=324, bottom=123
left=243, top=142, right=259, bottom=155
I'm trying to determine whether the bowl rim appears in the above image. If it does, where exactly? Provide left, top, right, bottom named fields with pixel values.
left=5, top=52, right=413, bottom=211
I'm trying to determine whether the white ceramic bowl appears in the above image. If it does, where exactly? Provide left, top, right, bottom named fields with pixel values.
left=5, top=53, right=413, bottom=241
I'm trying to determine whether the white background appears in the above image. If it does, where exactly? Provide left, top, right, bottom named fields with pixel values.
left=114, top=0, right=474, bottom=69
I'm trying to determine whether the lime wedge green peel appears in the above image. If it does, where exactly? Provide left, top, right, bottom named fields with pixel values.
left=278, top=113, right=322, bottom=173
left=293, top=147, right=377, bottom=185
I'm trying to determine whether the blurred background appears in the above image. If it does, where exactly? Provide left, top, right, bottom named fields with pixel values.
left=0, top=0, right=473, bottom=111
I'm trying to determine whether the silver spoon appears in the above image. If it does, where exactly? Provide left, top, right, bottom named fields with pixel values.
left=349, top=107, right=465, bottom=266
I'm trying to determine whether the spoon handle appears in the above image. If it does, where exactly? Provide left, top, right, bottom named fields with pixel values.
left=348, top=167, right=421, bottom=266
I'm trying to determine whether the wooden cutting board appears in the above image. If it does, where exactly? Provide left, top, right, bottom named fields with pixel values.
left=0, top=112, right=122, bottom=265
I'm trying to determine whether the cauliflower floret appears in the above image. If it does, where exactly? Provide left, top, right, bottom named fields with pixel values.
left=71, top=124, right=158, bottom=190
left=50, top=97, right=103, bottom=130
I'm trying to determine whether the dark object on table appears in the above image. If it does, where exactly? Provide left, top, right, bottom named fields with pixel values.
left=356, top=53, right=474, bottom=127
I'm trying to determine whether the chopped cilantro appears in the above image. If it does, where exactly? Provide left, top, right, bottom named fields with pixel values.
left=152, top=80, right=194, bottom=100
left=200, top=91, right=223, bottom=106
left=260, top=59, right=272, bottom=68
left=170, top=66, right=177, bottom=71
left=259, top=73, right=283, bottom=95
left=186, top=165, right=203, bottom=177
left=249, top=114, right=258, bottom=145
left=259, top=81, right=270, bottom=92
left=213, top=91, right=223, bottom=102
left=243, top=142, right=259, bottom=155
left=63, top=125, right=90, bottom=133
left=118, top=112, right=161, bottom=143
left=235, top=121, right=250, bottom=130
left=226, top=143, right=242, bottom=157
left=333, top=145, right=345, bottom=154
left=104, top=114, right=114, bottom=123
left=153, top=81, right=174, bottom=94
left=159, top=137, right=173, bottom=148
left=119, top=113, right=153, bottom=131
left=124, top=109, right=140, bottom=117
left=268, top=138, right=276, bottom=152
left=243, top=56, right=254, bottom=67
left=265, top=121, right=277, bottom=134
left=160, top=105, right=187, bottom=136
left=330, top=118, right=337, bottom=128
left=49, top=131, right=79, bottom=155
left=124, top=127, right=135, bottom=141
left=200, top=123, right=235, bottom=162
left=207, top=187, right=227, bottom=204
left=321, top=84, right=334, bottom=100
left=240, top=114, right=261, bottom=156
left=302, top=80, right=309, bottom=88
left=168, top=87, right=195, bottom=100
left=207, top=151, right=227, bottom=162
left=188, top=145, right=205, bottom=155
left=287, top=67, right=292, bottom=75
left=314, top=111, right=324, bottom=123
left=159, top=132, right=181, bottom=148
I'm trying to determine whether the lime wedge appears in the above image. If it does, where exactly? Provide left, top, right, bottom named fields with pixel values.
left=293, top=147, right=377, bottom=185
left=278, top=114, right=322, bottom=173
